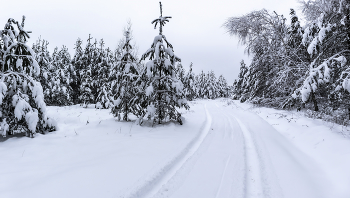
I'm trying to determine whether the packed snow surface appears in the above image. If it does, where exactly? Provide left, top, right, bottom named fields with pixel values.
left=1, top=99, right=350, bottom=198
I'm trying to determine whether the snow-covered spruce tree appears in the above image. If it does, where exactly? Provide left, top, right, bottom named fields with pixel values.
left=176, top=63, right=186, bottom=85
left=32, top=38, right=52, bottom=104
left=109, top=41, right=122, bottom=98
left=292, top=0, right=350, bottom=111
left=217, top=75, right=229, bottom=98
left=183, top=62, right=196, bottom=100
left=111, top=27, right=139, bottom=120
left=95, top=40, right=113, bottom=109
left=79, top=35, right=95, bottom=107
left=201, top=72, right=210, bottom=99
left=90, top=39, right=101, bottom=102
left=138, top=2, right=189, bottom=125
left=195, top=70, right=206, bottom=98
left=0, top=16, right=56, bottom=137
left=208, top=71, right=218, bottom=99
left=71, top=38, right=84, bottom=104
left=192, top=74, right=199, bottom=98
left=50, top=45, right=74, bottom=106
left=232, top=60, right=248, bottom=100
left=199, top=71, right=217, bottom=99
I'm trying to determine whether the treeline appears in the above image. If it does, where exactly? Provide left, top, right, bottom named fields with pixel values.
left=226, top=0, right=350, bottom=123
left=33, top=34, right=231, bottom=108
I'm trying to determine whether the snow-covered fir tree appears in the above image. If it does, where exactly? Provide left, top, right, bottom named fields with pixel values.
left=71, top=38, right=84, bottom=104
left=207, top=71, right=219, bottom=99
left=195, top=70, right=206, bottom=98
left=138, top=2, right=189, bottom=125
left=217, top=75, right=229, bottom=98
left=183, top=62, right=196, bottom=100
left=232, top=60, right=248, bottom=100
left=176, top=63, right=186, bottom=86
left=111, top=26, right=139, bottom=120
left=90, top=38, right=101, bottom=102
left=79, top=35, right=95, bottom=107
left=95, top=40, right=113, bottom=109
left=50, top=45, right=74, bottom=106
left=0, top=16, right=56, bottom=137
left=292, top=0, right=350, bottom=111
left=32, top=37, right=52, bottom=104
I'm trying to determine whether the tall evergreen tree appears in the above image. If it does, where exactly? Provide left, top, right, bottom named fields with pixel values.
left=0, top=16, right=56, bottom=137
left=95, top=40, right=113, bottom=109
left=293, top=0, right=350, bottom=111
left=138, top=2, right=189, bottom=125
left=111, top=26, right=139, bottom=120
left=217, top=75, right=228, bottom=98
left=32, top=37, right=52, bottom=104
left=232, top=60, right=249, bottom=100
left=183, top=62, right=196, bottom=100
left=50, top=45, right=74, bottom=106
left=71, top=38, right=84, bottom=104
left=79, top=35, right=95, bottom=107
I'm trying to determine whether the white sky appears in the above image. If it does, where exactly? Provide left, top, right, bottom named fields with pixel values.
left=2, top=0, right=301, bottom=84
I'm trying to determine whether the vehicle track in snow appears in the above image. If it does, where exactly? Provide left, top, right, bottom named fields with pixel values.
left=123, top=103, right=212, bottom=198
left=234, top=117, right=264, bottom=198
left=216, top=101, right=283, bottom=198
left=140, top=101, right=269, bottom=198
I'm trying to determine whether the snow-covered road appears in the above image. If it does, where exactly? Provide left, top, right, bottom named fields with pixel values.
left=133, top=100, right=330, bottom=198
left=1, top=99, right=350, bottom=198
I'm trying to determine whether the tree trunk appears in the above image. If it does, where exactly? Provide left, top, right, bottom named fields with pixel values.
left=311, top=91, right=318, bottom=111
left=158, top=63, right=162, bottom=124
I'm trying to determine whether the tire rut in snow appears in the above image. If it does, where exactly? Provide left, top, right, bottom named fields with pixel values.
left=234, top=117, right=265, bottom=198
left=123, top=104, right=212, bottom=198
left=226, top=106, right=284, bottom=198
left=214, top=155, right=232, bottom=198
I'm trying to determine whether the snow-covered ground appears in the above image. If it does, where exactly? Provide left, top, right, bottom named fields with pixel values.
left=1, top=99, right=350, bottom=198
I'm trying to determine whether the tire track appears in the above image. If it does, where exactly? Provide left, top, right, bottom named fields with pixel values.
left=214, top=155, right=232, bottom=198
left=225, top=103, right=284, bottom=198
left=217, top=100, right=272, bottom=198
left=234, top=117, right=264, bottom=198
left=123, top=104, right=212, bottom=198
left=211, top=102, right=246, bottom=198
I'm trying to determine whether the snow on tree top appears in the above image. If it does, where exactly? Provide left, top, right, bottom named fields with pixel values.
left=153, top=35, right=163, bottom=46
left=152, top=2, right=172, bottom=35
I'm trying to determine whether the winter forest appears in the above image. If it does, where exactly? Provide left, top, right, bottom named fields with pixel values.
left=227, top=0, right=350, bottom=125
left=0, top=3, right=231, bottom=137
left=2, top=1, right=350, bottom=198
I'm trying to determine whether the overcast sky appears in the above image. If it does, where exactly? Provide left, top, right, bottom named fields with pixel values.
left=2, top=0, right=301, bottom=84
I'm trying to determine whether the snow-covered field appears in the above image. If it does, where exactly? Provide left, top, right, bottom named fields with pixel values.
left=1, top=99, right=350, bottom=198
